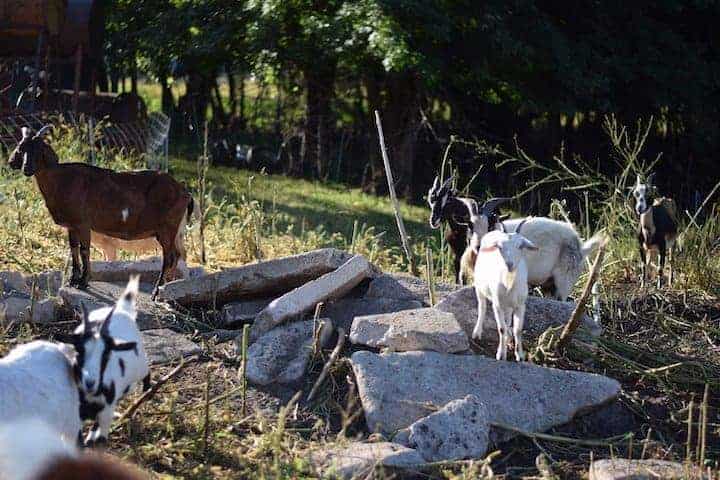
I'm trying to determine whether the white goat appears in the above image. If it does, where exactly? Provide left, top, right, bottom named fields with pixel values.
left=0, top=418, right=147, bottom=480
left=0, top=341, right=82, bottom=444
left=461, top=202, right=604, bottom=300
left=60, top=275, right=150, bottom=445
left=473, top=218, right=537, bottom=361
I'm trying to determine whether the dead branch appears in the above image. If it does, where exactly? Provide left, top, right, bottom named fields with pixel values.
left=307, top=328, right=346, bottom=402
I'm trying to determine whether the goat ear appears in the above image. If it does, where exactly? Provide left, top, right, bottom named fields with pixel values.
left=647, top=172, right=656, bottom=187
left=635, top=174, right=642, bottom=187
left=520, top=238, right=539, bottom=251
left=111, top=340, right=137, bottom=352
left=498, top=222, right=506, bottom=233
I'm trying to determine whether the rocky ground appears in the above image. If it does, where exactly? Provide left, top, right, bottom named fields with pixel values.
left=0, top=248, right=714, bottom=479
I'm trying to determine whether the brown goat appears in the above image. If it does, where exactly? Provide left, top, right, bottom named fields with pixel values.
left=8, top=126, right=193, bottom=298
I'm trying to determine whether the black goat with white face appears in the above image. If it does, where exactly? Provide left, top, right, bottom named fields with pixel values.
left=427, top=175, right=510, bottom=284
left=631, top=174, right=679, bottom=288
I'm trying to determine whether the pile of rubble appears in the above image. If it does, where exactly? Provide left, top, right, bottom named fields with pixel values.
left=2, top=248, right=663, bottom=479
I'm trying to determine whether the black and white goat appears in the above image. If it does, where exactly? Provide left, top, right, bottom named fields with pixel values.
left=427, top=175, right=510, bottom=283
left=59, top=276, right=150, bottom=445
left=631, top=174, right=679, bottom=287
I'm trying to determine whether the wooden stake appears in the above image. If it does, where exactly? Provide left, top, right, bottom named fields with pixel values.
left=374, top=110, right=417, bottom=276
left=556, top=241, right=607, bottom=351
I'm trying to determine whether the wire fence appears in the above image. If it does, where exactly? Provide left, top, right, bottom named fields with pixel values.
left=0, top=111, right=171, bottom=170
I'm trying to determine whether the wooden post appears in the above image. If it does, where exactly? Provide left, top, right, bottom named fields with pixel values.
left=374, top=110, right=418, bottom=275
left=72, top=44, right=83, bottom=113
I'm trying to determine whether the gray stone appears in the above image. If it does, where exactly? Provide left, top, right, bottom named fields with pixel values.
left=322, top=297, right=423, bottom=333
left=221, top=298, right=273, bottom=327
left=365, top=273, right=456, bottom=306
left=0, top=270, right=62, bottom=297
left=141, top=329, right=202, bottom=365
left=59, top=282, right=178, bottom=330
left=350, top=351, right=620, bottom=444
left=0, top=271, right=29, bottom=294
left=157, top=248, right=355, bottom=307
left=243, top=319, right=333, bottom=385
left=589, top=459, right=704, bottom=480
left=310, top=442, right=425, bottom=479
left=91, top=257, right=205, bottom=284
left=251, top=255, right=373, bottom=341
left=435, top=286, right=602, bottom=341
left=394, top=395, right=489, bottom=462
left=350, top=308, right=469, bottom=353
left=0, top=295, right=57, bottom=325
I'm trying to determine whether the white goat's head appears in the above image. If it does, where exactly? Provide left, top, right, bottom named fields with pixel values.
left=459, top=197, right=512, bottom=246
left=479, top=218, right=538, bottom=272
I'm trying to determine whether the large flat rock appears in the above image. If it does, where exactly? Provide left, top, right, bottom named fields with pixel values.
left=364, top=273, right=456, bottom=306
left=59, top=282, right=178, bottom=330
left=394, top=394, right=489, bottom=462
left=91, top=257, right=205, bottom=284
left=142, top=329, right=202, bottom=365
left=351, top=351, right=620, bottom=444
left=310, top=442, right=425, bottom=479
left=0, top=270, right=62, bottom=297
left=322, top=297, right=423, bottom=333
left=242, top=319, right=333, bottom=385
left=251, top=255, right=373, bottom=341
left=589, top=459, right=703, bottom=480
left=350, top=308, right=469, bottom=353
left=435, top=286, right=602, bottom=342
left=157, top=248, right=354, bottom=307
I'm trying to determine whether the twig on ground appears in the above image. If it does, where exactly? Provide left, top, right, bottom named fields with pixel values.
left=491, top=422, right=632, bottom=448
left=116, top=355, right=199, bottom=425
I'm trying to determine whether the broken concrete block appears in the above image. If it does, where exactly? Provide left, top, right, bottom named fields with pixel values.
left=90, top=257, right=204, bottom=284
left=310, top=442, right=425, bottom=479
left=0, top=295, right=57, bottom=325
left=242, top=319, right=333, bottom=385
left=364, top=273, right=456, bottom=306
left=351, top=351, right=620, bottom=444
left=350, top=308, right=469, bottom=353
left=59, top=282, right=177, bottom=331
left=221, top=298, right=273, bottom=327
left=394, top=395, right=489, bottom=462
left=251, top=255, right=373, bottom=341
left=141, top=329, right=201, bottom=365
left=157, top=248, right=354, bottom=307
left=435, top=286, right=602, bottom=341
left=322, top=297, right=423, bottom=333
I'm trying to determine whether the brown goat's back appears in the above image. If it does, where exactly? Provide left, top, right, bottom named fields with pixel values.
left=34, top=454, right=147, bottom=480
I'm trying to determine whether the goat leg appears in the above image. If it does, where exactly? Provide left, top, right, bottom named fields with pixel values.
left=657, top=244, right=667, bottom=289
left=77, top=229, right=92, bottom=289
left=152, top=245, right=177, bottom=301
left=68, top=230, right=82, bottom=287
left=638, top=242, right=647, bottom=288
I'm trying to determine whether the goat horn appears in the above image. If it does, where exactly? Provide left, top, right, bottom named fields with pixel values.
left=441, top=175, right=454, bottom=190
left=481, top=197, right=512, bottom=214
left=100, top=305, right=117, bottom=337
left=647, top=172, right=656, bottom=186
left=498, top=221, right=506, bottom=233
left=515, top=216, right=532, bottom=234
left=35, top=124, right=52, bottom=138
left=431, top=176, right=440, bottom=192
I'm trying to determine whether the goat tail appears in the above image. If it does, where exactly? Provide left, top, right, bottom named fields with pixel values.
left=119, top=275, right=140, bottom=313
left=581, top=231, right=608, bottom=260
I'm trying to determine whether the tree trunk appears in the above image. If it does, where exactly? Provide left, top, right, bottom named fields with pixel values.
left=159, top=72, right=174, bottom=116
left=130, top=61, right=138, bottom=95
left=300, top=62, right=336, bottom=178
left=227, top=71, right=237, bottom=117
